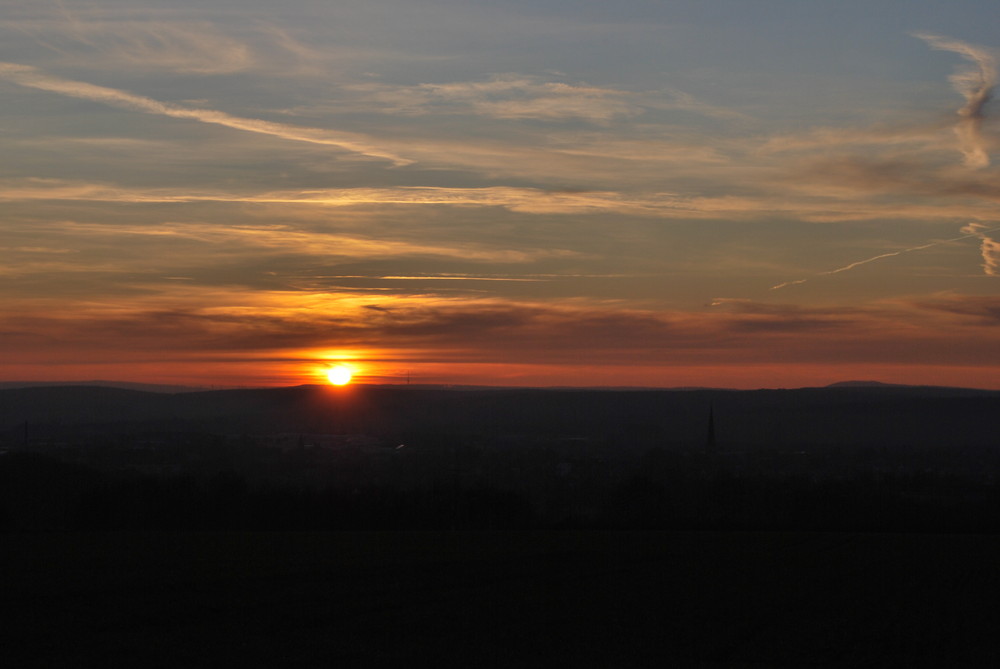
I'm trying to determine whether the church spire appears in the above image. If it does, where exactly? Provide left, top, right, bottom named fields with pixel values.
left=705, top=403, right=716, bottom=453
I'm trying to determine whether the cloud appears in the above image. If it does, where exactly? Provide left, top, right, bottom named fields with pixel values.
left=916, top=33, right=997, bottom=168
left=0, top=62, right=410, bottom=165
left=0, top=178, right=680, bottom=217
left=0, top=301, right=661, bottom=362
left=342, top=75, right=744, bottom=124
left=340, top=76, right=630, bottom=121
left=708, top=299, right=864, bottom=332
left=329, top=274, right=547, bottom=282
left=960, top=222, right=1000, bottom=275
left=10, top=174, right=1000, bottom=231
left=7, top=292, right=1000, bottom=386
left=49, top=19, right=253, bottom=74
left=758, top=124, right=954, bottom=162
left=0, top=217, right=577, bottom=269
left=911, top=294, right=1000, bottom=325
left=328, top=73, right=752, bottom=134
left=1, top=3, right=335, bottom=76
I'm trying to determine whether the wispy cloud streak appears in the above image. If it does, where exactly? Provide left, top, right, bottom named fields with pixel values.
left=0, top=62, right=410, bottom=165
left=916, top=33, right=997, bottom=168
left=0, top=179, right=675, bottom=216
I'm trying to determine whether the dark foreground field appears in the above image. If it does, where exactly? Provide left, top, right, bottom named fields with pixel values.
left=2, top=531, right=998, bottom=667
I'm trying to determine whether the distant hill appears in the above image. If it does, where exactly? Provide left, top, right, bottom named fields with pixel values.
left=3, top=378, right=993, bottom=393
left=1, top=382, right=998, bottom=450
left=826, top=380, right=906, bottom=388
left=0, top=380, right=208, bottom=394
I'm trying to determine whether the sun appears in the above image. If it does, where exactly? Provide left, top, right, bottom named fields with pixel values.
left=326, top=365, right=354, bottom=386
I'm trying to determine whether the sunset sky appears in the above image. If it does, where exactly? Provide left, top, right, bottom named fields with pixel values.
left=3, top=0, right=1000, bottom=389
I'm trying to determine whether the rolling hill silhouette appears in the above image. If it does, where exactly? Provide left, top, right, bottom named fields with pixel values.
left=2, top=383, right=997, bottom=450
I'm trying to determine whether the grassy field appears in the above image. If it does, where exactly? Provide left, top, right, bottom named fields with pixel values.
left=2, top=531, right=998, bottom=666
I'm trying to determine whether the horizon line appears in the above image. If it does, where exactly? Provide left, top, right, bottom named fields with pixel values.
left=2, top=379, right=998, bottom=394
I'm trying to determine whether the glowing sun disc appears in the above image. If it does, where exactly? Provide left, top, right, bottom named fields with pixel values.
left=327, top=366, right=353, bottom=385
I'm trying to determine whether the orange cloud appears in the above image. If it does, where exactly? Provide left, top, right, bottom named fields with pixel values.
left=5, top=293, right=1000, bottom=388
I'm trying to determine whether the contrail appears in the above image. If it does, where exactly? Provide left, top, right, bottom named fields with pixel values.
left=915, top=33, right=997, bottom=168
left=770, top=225, right=1000, bottom=290
left=820, top=240, right=945, bottom=275
left=0, top=62, right=411, bottom=166
left=768, top=278, right=808, bottom=291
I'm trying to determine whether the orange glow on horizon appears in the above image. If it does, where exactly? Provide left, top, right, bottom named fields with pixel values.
left=6, top=351, right=1000, bottom=391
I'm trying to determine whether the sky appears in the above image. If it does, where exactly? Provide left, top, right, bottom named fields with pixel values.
left=2, top=0, right=1000, bottom=389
